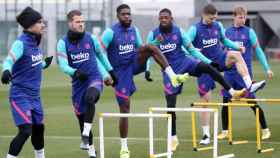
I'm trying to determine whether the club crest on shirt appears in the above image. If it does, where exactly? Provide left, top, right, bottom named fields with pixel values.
left=121, top=88, right=126, bottom=94
left=130, top=35, right=135, bottom=41
left=172, top=35, right=178, bottom=41
left=84, top=43, right=91, bottom=49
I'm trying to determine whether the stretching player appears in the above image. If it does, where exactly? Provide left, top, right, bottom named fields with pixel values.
left=219, top=6, right=273, bottom=140
left=101, top=4, right=187, bottom=158
left=187, top=4, right=266, bottom=145
left=146, top=8, right=246, bottom=151
left=56, top=10, right=115, bottom=158
left=1, top=7, right=52, bottom=158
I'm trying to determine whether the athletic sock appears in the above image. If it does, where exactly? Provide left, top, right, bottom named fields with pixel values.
left=242, top=75, right=252, bottom=89
left=172, top=135, right=178, bottom=140
left=120, top=138, right=128, bottom=151
left=34, top=149, right=45, bottom=158
left=82, top=122, right=92, bottom=136
left=228, top=88, right=235, bottom=96
left=6, top=154, right=17, bottom=158
left=202, top=125, right=210, bottom=137
left=164, top=66, right=176, bottom=78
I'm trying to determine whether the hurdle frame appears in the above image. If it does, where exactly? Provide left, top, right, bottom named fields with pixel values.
left=231, top=98, right=278, bottom=153
left=99, top=113, right=172, bottom=158
left=150, top=107, right=235, bottom=158
left=191, top=102, right=274, bottom=153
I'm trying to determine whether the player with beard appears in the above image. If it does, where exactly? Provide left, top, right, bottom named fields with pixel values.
left=146, top=8, right=247, bottom=151
left=56, top=10, right=115, bottom=158
left=100, top=4, right=188, bottom=158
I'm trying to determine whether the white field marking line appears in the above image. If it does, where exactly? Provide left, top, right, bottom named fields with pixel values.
left=1, top=135, right=280, bottom=145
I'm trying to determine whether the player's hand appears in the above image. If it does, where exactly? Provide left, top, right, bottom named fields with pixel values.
left=109, top=70, right=118, bottom=87
left=104, top=77, right=113, bottom=86
left=145, top=71, right=153, bottom=82
left=210, top=62, right=222, bottom=72
left=1, top=70, right=12, bottom=84
left=267, top=70, right=274, bottom=80
left=74, top=69, right=88, bottom=82
left=239, top=46, right=245, bottom=53
left=43, top=56, right=53, bottom=69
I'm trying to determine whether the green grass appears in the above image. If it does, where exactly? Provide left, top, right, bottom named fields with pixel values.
left=0, top=61, right=280, bottom=158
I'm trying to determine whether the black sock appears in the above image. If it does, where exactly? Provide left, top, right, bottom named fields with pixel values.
left=83, top=87, right=100, bottom=123
left=221, top=97, right=231, bottom=130
left=8, top=124, right=32, bottom=156
left=195, top=62, right=231, bottom=90
left=166, top=94, right=177, bottom=136
left=250, top=104, right=268, bottom=129
left=31, top=124, right=45, bottom=150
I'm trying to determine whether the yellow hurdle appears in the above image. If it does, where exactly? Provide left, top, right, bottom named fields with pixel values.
left=191, top=112, right=198, bottom=150
left=191, top=101, right=275, bottom=153
left=191, top=102, right=255, bottom=107
left=232, top=98, right=280, bottom=103
left=191, top=111, right=214, bottom=152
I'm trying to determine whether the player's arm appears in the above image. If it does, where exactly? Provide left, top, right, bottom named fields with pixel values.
left=95, top=57, right=110, bottom=80
left=218, top=22, right=243, bottom=51
left=2, top=40, right=24, bottom=72
left=56, top=39, right=76, bottom=76
left=186, top=25, right=197, bottom=42
left=101, top=28, right=114, bottom=49
left=181, top=28, right=212, bottom=64
left=135, top=27, right=143, bottom=48
left=1, top=40, right=24, bottom=84
left=249, top=28, right=273, bottom=78
left=92, top=35, right=113, bottom=72
left=96, top=33, right=118, bottom=85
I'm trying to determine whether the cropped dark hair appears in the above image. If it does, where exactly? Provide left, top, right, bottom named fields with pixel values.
left=116, top=4, right=130, bottom=14
left=159, top=8, right=172, bottom=16
left=203, top=4, right=217, bottom=15
left=67, top=10, right=82, bottom=21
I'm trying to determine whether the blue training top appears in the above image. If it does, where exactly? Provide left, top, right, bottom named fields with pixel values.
left=225, top=25, right=270, bottom=75
left=146, top=24, right=212, bottom=70
left=188, top=21, right=241, bottom=62
left=101, top=23, right=142, bottom=68
left=2, top=32, right=44, bottom=97
left=57, top=32, right=112, bottom=79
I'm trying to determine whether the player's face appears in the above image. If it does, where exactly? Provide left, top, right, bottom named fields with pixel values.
left=234, top=14, right=246, bottom=27
left=159, top=12, right=173, bottom=28
left=203, top=13, right=217, bottom=25
left=28, top=19, right=45, bottom=35
left=69, top=15, right=85, bottom=33
left=117, top=8, right=132, bottom=27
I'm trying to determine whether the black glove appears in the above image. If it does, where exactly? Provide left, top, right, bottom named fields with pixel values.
left=109, top=70, right=118, bottom=87
left=1, top=70, right=12, bottom=84
left=43, top=56, right=53, bottom=69
left=210, top=62, right=222, bottom=72
left=145, top=71, right=153, bottom=82
left=74, top=69, right=88, bottom=82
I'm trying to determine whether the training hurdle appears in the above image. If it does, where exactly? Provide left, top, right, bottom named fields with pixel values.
left=150, top=107, right=234, bottom=158
left=99, top=113, right=172, bottom=158
left=191, top=102, right=274, bottom=153
left=231, top=98, right=280, bottom=153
